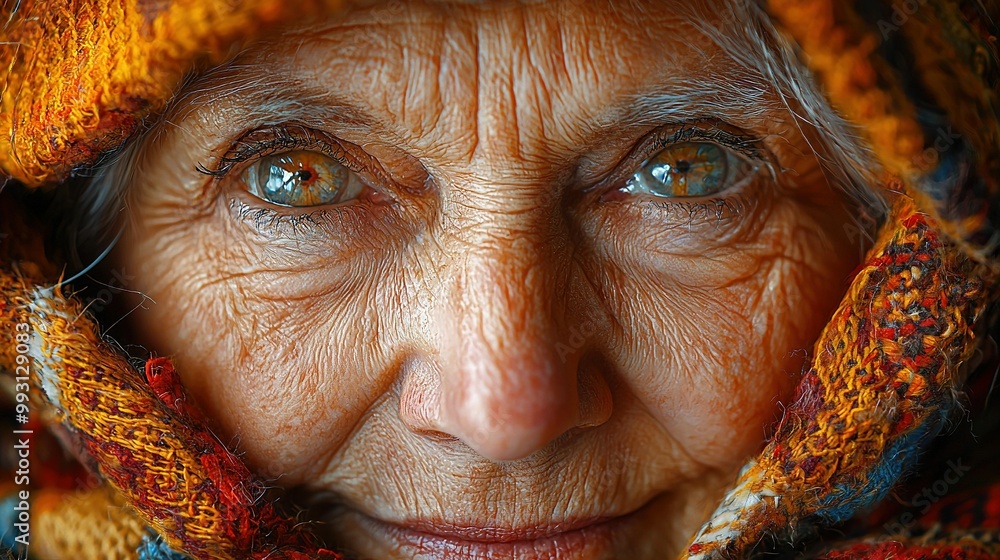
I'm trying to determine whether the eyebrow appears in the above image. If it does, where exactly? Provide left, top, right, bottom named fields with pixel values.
left=166, top=63, right=380, bottom=135
left=620, top=72, right=783, bottom=129
left=175, top=58, right=787, bottom=154
left=158, top=10, right=873, bottom=209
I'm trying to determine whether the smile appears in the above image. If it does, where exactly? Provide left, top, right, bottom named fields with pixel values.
left=333, top=497, right=660, bottom=560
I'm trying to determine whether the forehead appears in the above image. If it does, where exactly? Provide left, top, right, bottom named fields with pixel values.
left=185, top=0, right=780, bottom=168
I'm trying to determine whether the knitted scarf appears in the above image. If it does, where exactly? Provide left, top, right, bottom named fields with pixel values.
left=0, top=1, right=998, bottom=559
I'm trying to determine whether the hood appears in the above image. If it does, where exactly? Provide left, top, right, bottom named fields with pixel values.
left=0, top=1, right=998, bottom=559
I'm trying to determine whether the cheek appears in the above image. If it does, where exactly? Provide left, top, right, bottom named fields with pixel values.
left=600, top=198, right=856, bottom=468
left=117, top=204, right=395, bottom=480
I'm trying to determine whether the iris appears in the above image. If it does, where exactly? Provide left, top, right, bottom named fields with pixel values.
left=242, top=150, right=367, bottom=207
left=627, top=142, right=751, bottom=198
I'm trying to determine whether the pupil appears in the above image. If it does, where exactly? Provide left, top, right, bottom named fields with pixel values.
left=674, top=160, right=691, bottom=173
left=296, top=170, right=313, bottom=181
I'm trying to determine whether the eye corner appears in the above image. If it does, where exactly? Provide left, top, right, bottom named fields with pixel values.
left=195, top=159, right=231, bottom=178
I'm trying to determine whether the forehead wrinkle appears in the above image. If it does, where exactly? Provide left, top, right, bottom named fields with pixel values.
left=499, top=3, right=608, bottom=165
left=607, top=3, right=788, bottom=131
left=457, top=0, right=791, bottom=169
left=157, top=0, right=801, bottom=179
left=291, top=16, right=458, bottom=150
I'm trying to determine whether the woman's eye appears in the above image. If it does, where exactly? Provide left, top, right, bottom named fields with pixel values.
left=624, top=142, right=753, bottom=198
left=241, top=150, right=367, bottom=207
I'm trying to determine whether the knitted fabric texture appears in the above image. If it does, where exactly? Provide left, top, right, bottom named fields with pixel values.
left=764, top=0, right=1000, bottom=259
left=0, top=1, right=999, bottom=559
left=0, top=266, right=342, bottom=560
left=27, top=487, right=147, bottom=559
left=0, top=0, right=343, bottom=186
left=683, top=197, right=997, bottom=558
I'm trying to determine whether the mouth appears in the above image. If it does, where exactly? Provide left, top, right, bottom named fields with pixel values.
left=329, top=499, right=658, bottom=560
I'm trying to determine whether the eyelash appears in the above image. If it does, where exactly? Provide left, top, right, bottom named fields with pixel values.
left=227, top=197, right=375, bottom=240
left=202, top=122, right=769, bottom=236
left=197, top=126, right=360, bottom=179
left=642, top=122, right=766, bottom=163
left=600, top=122, right=771, bottom=224
left=637, top=192, right=754, bottom=227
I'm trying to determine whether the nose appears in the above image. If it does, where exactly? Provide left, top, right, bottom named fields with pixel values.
left=399, top=240, right=613, bottom=462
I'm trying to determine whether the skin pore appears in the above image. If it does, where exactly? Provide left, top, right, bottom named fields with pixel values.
left=112, top=1, right=862, bottom=558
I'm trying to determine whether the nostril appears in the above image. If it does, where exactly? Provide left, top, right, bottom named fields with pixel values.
left=577, top=355, right=614, bottom=429
left=398, top=348, right=614, bottom=461
left=398, top=358, right=448, bottom=435
left=417, top=429, right=461, bottom=445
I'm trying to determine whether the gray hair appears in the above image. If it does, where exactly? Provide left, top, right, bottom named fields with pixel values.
left=695, top=1, right=886, bottom=213
left=52, top=138, right=143, bottom=278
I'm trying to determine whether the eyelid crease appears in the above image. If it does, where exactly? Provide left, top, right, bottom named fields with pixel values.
left=196, top=124, right=411, bottom=213
left=197, top=125, right=358, bottom=178
left=642, top=121, right=769, bottom=162
left=587, top=119, right=773, bottom=197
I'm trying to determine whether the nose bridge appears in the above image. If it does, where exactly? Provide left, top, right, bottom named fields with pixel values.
left=456, top=227, right=554, bottom=349
left=434, top=206, right=582, bottom=460
left=444, top=177, right=569, bottom=331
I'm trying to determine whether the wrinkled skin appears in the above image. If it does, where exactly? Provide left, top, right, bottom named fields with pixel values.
left=115, top=1, right=861, bottom=558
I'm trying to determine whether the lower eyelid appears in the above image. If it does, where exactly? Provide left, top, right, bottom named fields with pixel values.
left=607, top=166, right=769, bottom=230
left=635, top=194, right=752, bottom=228
left=227, top=193, right=338, bottom=238
left=225, top=183, right=399, bottom=246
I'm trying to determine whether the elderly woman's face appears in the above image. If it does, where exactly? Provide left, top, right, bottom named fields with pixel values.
left=117, top=0, right=859, bottom=558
